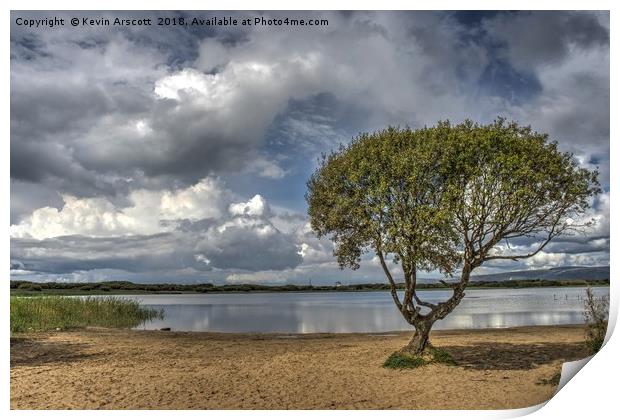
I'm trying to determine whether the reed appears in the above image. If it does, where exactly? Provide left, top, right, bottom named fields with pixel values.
left=10, top=296, right=163, bottom=333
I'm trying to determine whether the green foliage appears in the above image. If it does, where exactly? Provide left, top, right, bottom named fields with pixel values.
left=306, top=119, right=600, bottom=276
left=9, top=278, right=610, bottom=296
left=307, top=124, right=462, bottom=273
left=15, top=282, right=42, bottom=291
left=10, top=296, right=163, bottom=333
left=383, top=352, right=428, bottom=369
left=383, top=346, right=456, bottom=369
left=537, top=371, right=562, bottom=386
left=584, top=287, right=609, bottom=353
left=427, top=346, right=456, bottom=365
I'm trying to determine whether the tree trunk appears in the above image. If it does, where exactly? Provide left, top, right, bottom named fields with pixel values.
left=403, top=320, right=433, bottom=355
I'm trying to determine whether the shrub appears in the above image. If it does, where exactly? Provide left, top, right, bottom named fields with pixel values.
left=584, top=287, right=609, bottom=353
left=536, top=370, right=562, bottom=386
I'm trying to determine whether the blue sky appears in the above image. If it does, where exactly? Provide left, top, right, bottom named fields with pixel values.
left=10, top=11, right=610, bottom=284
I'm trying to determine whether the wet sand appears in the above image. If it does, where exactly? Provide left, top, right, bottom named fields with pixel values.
left=10, top=325, right=590, bottom=410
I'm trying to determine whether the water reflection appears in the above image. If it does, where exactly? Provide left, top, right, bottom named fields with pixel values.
left=120, top=286, right=609, bottom=333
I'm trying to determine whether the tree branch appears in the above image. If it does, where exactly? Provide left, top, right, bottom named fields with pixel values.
left=483, top=228, right=560, bottom=262
left=412, top=290, right=437, bottom=309
left=376, top=244, right=403, bottom=311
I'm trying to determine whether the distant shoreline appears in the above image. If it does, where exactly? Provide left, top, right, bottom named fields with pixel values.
left=10, top=279, right=610, bottom=296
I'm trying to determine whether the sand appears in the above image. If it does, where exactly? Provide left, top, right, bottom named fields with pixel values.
left=10, top=325, right=591, bottom=410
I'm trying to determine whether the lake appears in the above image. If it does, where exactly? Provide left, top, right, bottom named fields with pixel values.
left=121, top=286, right=609, bottom=333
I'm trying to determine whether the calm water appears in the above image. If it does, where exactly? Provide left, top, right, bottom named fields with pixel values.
left=120, top=286, right=609, bottom=333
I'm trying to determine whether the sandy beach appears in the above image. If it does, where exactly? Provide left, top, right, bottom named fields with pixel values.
left=10, top=325, right=591, bottom=410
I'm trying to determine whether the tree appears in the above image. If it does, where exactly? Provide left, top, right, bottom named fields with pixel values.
left=306, top=119, right=600, bottom=356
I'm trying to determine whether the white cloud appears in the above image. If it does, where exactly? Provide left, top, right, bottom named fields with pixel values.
left=10, top=177, right=230, bottom=239
left=229, top=194, right=271, bottom=217
left=524, top=251, right=609, bottom=270
left=225, top=270, right=292, bottom=284
left=154, top=68, right=214, bottom=100
left=156, top=177, right=229, bottom=221
left=10, top=195, right=138, bottom=240
left=11, top=177, right=304, bottom=274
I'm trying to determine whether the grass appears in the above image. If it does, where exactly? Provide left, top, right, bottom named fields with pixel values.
left=383, top=346, right=457, bottom=369
left=536, top=371, right=562, bottom=386
left=383, top=352, right=428, bottom=369
left=427, top=346, right=457, bottom=365
left=10, top=296, right=164, bottom=334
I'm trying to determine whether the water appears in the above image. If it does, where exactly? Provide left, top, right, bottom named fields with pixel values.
left=118, top=286, right=609, bottom=333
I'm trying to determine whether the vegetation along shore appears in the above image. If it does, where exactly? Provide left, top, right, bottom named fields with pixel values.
left=10, top=296, right=163, bottom=333
left=10, top=278, right=609, bottom=296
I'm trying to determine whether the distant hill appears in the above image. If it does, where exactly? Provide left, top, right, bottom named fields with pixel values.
left=467, top=266, right=610, bottom=282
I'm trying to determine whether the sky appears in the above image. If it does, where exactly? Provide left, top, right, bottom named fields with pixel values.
left=9, top=11, right=610, bottom=285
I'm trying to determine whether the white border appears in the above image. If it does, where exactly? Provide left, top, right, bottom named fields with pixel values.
left=2, top=1, right=617, bottom=419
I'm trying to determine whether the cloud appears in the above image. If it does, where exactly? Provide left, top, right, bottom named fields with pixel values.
left=229, top=194, right=271, bottom=217
left=482, top=11, right=609, bottom=71
left=524, top=250, right=609, bottom=270
left=196, top=220, right=302, bottom=271
left=226, top=271, right=292, bottom=284
left=10, top=177, right=230, bottom=239
left=10, top=233, right=208, bottom=274
left=482, top=11, right=610, bottom=164
left=244, top=156, right=287, bottom=179
left=10, top=178, right=302, bottom=275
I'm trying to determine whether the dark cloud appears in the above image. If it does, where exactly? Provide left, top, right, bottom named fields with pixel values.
left=10, top=180, right=63, bottom=224
left=10, top=234, right=203, bottom=274
left=482, top=11, right=609, bottom=70
left=198, top=224, right=302, bottom=271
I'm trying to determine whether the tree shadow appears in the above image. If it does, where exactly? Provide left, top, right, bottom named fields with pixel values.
left=440, top=341, right=591, bottom=370
left=11, top=336, right=102, bottom=368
